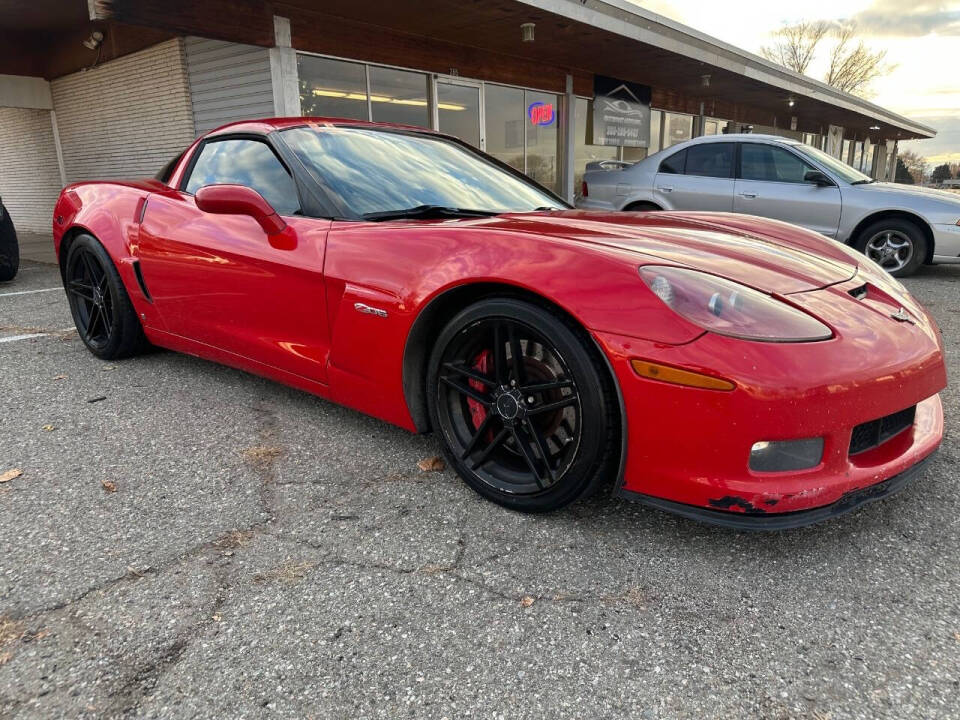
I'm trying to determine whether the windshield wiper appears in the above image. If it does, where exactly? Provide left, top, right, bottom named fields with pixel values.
left=361, top=204, right=500, bottom=222
left=850, top=179, right=877, bottom=185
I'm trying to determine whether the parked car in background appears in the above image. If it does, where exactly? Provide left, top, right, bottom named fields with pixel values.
left=0, top=196, right=19, bottom=281
left=578, top=134, right=960, bottom=277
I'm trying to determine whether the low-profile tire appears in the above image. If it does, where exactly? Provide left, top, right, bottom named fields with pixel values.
left=623, top=201, right=660, bottom=212
left=854, top=218, right=927, bottom=277
left=0, top=204, right=19, bottom=282
left=427, top=298, right=619, bottom=513
left=64, top=233, right=148, bottom=360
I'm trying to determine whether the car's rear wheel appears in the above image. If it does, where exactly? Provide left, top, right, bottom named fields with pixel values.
left=0, top=203, right=19, bottom=282
left=854, top=218, right=927, bottom=277
left=427, top=298, right=618, bottom=513
left=65, top=233, right=148, bottom=360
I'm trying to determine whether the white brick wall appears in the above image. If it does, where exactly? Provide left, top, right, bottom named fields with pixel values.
left=51, top=39, right=196, bottom=182
left=0, top=107, right=63, bottom=233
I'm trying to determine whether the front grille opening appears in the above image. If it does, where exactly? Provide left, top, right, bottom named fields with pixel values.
left=849, top=405, right=917, bottom=455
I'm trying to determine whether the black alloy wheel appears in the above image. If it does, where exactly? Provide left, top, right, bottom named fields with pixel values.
left=65, top=233, right=148, bottom=360
left=0, top=202, right=19, bottom=282
left=427, top=298, right=618, bottom=512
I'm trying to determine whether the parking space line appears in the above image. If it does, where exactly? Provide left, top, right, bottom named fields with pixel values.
left=0, top=287, right=63, bottom=298
left=0, top=333, right=48, bottom=343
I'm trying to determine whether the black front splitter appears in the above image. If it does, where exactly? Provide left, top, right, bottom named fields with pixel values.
left=617, top=450, right=937, bottom=531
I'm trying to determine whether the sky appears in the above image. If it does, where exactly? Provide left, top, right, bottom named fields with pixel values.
left=630, top=0, right=960, bottom=166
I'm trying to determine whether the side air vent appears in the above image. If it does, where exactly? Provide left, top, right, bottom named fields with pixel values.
left=132, top=260, right=153, bottom=303
left=848, top=283, right=868, bottom=300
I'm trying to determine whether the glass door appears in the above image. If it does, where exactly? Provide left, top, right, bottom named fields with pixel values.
left=436, top=78, right=483, bottom=149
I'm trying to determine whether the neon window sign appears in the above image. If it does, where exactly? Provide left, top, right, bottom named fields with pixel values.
left=528, top=102, right=555, bottom=126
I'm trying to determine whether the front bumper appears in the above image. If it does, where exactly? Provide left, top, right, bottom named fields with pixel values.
left=618, top=449, right=938, bottom=530
left=932, top=223, right=960, bottom=263
left=592, top=278, right=947, bottom=524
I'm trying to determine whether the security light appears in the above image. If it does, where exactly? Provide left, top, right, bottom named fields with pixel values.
left=82, top=31, right=104, bottom=50
left=520, top=23, right=535, bottom=42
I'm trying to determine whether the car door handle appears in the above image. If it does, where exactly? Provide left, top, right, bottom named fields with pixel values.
left=739, top=192, right=758, bottom=198
left=658, top=186, right=674, bottom=193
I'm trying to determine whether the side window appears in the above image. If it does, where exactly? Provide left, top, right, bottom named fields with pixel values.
left=184, top=139, right=300, bottom=215
left=658, top=149, right=686, bottom=174
left=684, top=143, right=734, bottom=178
left=740, top=144, right=816, bottom=184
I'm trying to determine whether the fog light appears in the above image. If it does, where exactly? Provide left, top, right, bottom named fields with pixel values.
left=749, top=438, right=823, bottom=472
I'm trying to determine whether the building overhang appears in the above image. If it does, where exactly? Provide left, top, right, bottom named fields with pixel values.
left=0, top=0, right=935, bottom=143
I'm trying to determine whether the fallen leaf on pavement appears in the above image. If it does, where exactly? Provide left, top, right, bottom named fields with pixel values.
left=520, top=595, right=535, bottom=608
left=212, top=613, right=222, bottom=622
left=0, top=651, right=11, bottom=666
left=102, top=365, right=116, bottom=372
left=101, top=479, right=117, bottom=493
left=417, top=456, right=446, bottom=472
left=52, top=374, right=67, bottom=381
left=0, top=469, right=22, bottom=484
left=87, top=396, right=107, bottom=404
left=42, top=425, right=55, bottom=432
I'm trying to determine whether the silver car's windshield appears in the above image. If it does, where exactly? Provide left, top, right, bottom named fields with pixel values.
left=793, top=144, right=872, bottom=185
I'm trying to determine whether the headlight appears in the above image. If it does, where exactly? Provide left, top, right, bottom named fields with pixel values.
left=639, top=266, right=832, bottom=342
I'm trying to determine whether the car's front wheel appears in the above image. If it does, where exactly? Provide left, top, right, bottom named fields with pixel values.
left=64, top=233, right=149, bottom=360
left=855, top=218, right=927, bottom=277
left=427, top=298, right=619, bottom=513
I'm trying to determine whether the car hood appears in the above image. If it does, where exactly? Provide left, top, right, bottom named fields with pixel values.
left=480, top=210, right=858, bottom=294
left=855, top=181, right=960, bottom=201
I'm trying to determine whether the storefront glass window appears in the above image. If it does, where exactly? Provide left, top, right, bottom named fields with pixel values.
left=664, top=113, right=693, bottom=148
left=438, top=82, right=481, bottom=148
left=524, top=89, right=561, bottom=193
left=485, top=84, right=526, bottom=173
left=573, top=98, right=618, bottom=191
left=298, top=56, right=368, bottom=121
left=368, top=66, right=429, bottom=128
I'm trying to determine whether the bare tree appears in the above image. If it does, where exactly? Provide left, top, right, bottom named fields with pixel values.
left=760, top=20, right=831, bottom=74
left=898, top=150, right=928, bottom=185
left=761, top=20, right=895, bottom=98
left=825, top=23, right=895, bottom=98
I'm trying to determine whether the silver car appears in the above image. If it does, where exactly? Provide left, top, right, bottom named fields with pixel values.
left=578, top=134, right=960, bottom=277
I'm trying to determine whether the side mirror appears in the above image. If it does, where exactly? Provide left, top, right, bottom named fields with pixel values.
left=195, top=184, right=286, bottom=235
left=804, top=170, right=834, bottom=187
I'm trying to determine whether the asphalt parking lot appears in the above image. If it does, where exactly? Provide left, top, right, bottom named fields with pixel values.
left=1, top=259, right=959, bottom=719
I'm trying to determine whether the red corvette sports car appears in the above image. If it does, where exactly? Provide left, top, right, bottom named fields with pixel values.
left=53, top=118, right=946, bottom=529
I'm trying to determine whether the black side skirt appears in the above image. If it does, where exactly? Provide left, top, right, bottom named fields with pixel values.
left=617, top=450, right=937, bottom=531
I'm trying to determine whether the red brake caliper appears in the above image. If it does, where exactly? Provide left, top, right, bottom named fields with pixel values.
left=467, top=349, right=492, bottom=431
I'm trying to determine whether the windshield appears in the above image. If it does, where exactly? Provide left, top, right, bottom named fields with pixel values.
left=792, top=143, right=873, bottom=184
left=281, top=125, right=566, bottom=217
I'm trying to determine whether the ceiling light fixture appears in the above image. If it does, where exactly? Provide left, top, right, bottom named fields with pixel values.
left=82, top=30, right=104, bottom=50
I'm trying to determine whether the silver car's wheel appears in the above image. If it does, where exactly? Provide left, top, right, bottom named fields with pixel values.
left=864, top=230, right=914, bottom=273
left=855, top=218, right=927, bottom=278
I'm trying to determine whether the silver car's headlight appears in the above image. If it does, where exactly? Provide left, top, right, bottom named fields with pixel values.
left=639, top=266, right=833, bottom=342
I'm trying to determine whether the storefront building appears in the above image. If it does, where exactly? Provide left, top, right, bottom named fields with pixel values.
left=0, top=0, right=935, bottom=234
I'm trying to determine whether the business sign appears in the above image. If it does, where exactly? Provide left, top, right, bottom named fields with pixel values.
left=592, top=75, right=651, bottom=147
left=528, top=102, right=555, bottom=126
